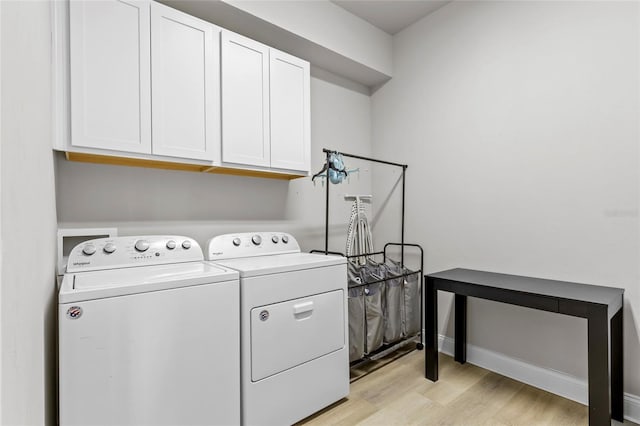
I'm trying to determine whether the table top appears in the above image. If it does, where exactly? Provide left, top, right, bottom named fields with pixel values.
left=427, top=268, right=624, bottom=308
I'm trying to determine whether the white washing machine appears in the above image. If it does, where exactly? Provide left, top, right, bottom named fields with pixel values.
left=206, top=232, right=349, bottom=426
left=59, top=236, right=240, bottom=426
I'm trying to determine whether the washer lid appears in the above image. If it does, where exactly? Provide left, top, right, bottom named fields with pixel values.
left=60, top=262, right=238, bottom=303
left=213, top=252, right=345, bottom=277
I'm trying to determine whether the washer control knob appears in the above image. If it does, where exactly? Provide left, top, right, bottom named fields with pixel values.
left=166, top=240, right=176, bottom=250
left=272, top=235, right=279, bottom=244
left=182, top=240, right=192, bottom=250
left=103, top=243, right=116, bottom=254
left=281, top=235, right=289, bottom=244
left=251, top=235, right=262, bottom=246
left=232, top=238, right=241, bottom=247
left=134, top=240, right=150, bottom=252
left=82, top=244, right=96, bottom=256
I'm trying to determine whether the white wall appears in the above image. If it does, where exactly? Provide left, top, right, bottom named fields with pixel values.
left=0, top=1, right=3, bottom=420
left=372, top=0, right=640, bottom=399
left=223, top=0, right=393, bottom=76
left=56, top=71, right=372, bottom=258
left=6, top=0, right=637, bottom=423
left=1, top=1, right=58, bottom=424
left=159, top=0, right=392, bottom=86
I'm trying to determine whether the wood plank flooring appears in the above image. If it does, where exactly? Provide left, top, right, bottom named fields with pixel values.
left=299, top=350, right=635, bottom=425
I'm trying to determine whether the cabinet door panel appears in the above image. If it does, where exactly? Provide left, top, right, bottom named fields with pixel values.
left=151, top=3, right=219, bottom=161
left=270, top=50, right=310, bottom=172
left=221, top=32, right=270, bottom=167
left=70, top=0, right=151, bottom=153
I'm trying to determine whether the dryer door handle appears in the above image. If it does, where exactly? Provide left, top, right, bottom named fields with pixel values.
left=293, top=301, right=314, bottom=316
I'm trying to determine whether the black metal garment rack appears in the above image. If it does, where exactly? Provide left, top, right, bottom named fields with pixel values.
left=311, top=148, right=424, bottom=367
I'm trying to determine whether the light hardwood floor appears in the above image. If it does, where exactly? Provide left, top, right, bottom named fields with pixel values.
left=299, top=350, right=635, bottom=425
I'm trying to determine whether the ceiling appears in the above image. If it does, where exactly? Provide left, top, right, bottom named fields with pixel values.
left=332, top=0, right=451, bottom=35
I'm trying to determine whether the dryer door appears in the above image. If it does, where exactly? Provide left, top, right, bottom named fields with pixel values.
left=250, top=289, right=345, bottom=381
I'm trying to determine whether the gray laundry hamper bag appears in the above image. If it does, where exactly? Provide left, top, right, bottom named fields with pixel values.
left=347, top=263, right=365, bottom=362
left=403, top=270, right=421, bottom=336
left=386, top=259, right=421, bottom=337
left=380, top=263, right=404, bottom=344
left=360, top=261, right=385, bottom=354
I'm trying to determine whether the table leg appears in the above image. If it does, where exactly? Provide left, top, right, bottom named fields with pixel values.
left=455, top=294, right=467, bottom=364
left=587, top=305, right=610, bottom=426
left=611, top=305, right=623, bottom=421
left=425, top=276, right=438, bottom=381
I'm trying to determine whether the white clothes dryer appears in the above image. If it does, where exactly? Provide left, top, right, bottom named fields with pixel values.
left=59, top=236, right=240, bottom=426
left=206, top=232, right=348, bottom=426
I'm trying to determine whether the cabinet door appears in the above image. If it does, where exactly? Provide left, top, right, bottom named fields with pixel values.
left=221, top=31, right=270, bottom=168
left=269, top=50, right=310, bottom=173
left=70, top=0, right=151, bottom=153
left=151, top=3, right=219, bottom=162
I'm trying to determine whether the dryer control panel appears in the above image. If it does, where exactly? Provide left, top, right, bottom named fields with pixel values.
left=206, top=232, right=300, bottom=260
left=67, top=236, right=203, bottom=272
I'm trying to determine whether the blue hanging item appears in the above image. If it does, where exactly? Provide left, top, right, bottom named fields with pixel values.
left=312, top=152, right=348, bottom=184
left=328, top=153, right=347, bottom=184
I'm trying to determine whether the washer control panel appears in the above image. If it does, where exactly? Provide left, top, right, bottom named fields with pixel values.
left=206, top=232, right=300, bottom=260
left=66, top=236, right=203, bottom=273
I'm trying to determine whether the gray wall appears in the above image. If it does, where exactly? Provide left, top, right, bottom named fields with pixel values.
left=372, top=0, right=639, bottom=396
left=1, top=1, right=58, bottom=424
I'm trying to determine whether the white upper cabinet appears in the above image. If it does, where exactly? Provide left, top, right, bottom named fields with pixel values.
left=269, top=49, right=310, bottom=172
left=150, top=3, right=220, bottom=162
left=221, top=31, right=271, bottom=168
left=221, top=32, right=311, bottom=174
left=70, top=0, right=152, bottom=154
left=62, top=0, right=310, bottom=176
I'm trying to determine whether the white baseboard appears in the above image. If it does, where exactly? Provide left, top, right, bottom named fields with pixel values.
left=624, top=393, right=640, bottom=424
left=434, top=334, right=640, bottom=423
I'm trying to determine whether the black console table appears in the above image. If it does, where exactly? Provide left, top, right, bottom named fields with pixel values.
left=424, top=268, right=624, bottom=426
